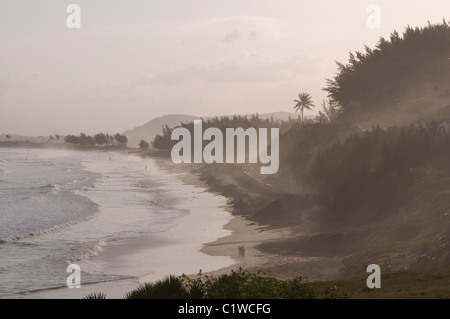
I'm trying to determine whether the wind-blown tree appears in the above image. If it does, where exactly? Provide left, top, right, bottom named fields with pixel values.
left=293, top=93, right=315, bottom=122
left=64, top=134, right=81, bottom=145
left=107, top=134, right=114, bottom=146
left=152, top=125, right=175, bottom=150
left=311, top=122, right=450, bottom=220
left=114, top=133, right=128, bottom=146
left=139, top=140, right=150, bottom=149
left=64, top=132, right=128, bottom=147
left=94, top=133, right=108, bottom=146
left=152, top=115, right=297, bottom=150
left=79, top=133, right=94, bottom=146
left=324, top=20, right=450, bottom=114
left=315, top=98, right=342, bottom=123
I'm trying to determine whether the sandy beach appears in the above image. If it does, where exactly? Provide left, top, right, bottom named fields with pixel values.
left=2, top=150, right=238, bottom=299
left=157, top=157, right=347, bottom=283
left=3, top=149, right=346, bottom=299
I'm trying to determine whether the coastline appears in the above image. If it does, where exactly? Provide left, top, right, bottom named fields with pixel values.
left=1, top=148, right=237, bottom=299
left=152, top=154, right=346, bottom=282
left=78, top=153, right=238, bottom=296
left=1, top=146, right=344, bottom=299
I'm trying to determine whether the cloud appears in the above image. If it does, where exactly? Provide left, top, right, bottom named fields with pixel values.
left=131, top=53, right=319, bottom=87
left=222, top=30, right=243, bottom=44
left=248, top=30, right=263, bottom=41
left=180, top=16, right=283, bottom=44
left=221, top=29, right=267, bottom=44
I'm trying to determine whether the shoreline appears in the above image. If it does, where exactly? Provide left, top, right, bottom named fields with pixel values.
left=1, top=148, right=237, bottom=299
left=1, top=146, right=345, bottom=299
left=80, top=153, right=238, bottom=294
left=152, top=155, right=347, bottom=283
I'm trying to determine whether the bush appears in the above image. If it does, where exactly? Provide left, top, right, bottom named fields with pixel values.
left=139, top=139, right=150, bottom=149
left=85, top=268, right=347, bottom=299
left=83, top=292, right=107, bottom=299
left=181, top=268, right=346, bottom=299
left=311, top=122, right=450, bottom=220
left=124, top=275, right=188, bottom=299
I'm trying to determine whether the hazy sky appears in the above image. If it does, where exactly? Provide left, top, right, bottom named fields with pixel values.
left=1, top=0, right=450, bottom=135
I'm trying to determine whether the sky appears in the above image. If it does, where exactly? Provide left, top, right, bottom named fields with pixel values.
left=1, top=0, right=450, bottom=136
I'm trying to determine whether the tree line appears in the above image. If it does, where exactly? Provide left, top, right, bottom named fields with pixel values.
left=152, top=114, right=299, bottom=150
left=311, top=121, right=450, bottom=221
left=324, top=20, right=450, bottom=115
left=64, top=132, right=128, bottom=147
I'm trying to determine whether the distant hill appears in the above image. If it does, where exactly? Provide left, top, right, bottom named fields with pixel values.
left=124, top=114, right=199, bottom=147
left=124, top=112, right=297, bottom=147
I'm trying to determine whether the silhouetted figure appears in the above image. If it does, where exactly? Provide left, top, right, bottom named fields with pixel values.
left=238, top=246, right=245, bottom=257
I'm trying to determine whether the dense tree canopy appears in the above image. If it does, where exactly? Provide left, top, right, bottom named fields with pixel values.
left=152, top=114, right=298, bottom=150
left=311, top=121, right=450, bottom=220
left=324, top=20, right=450, bottom=114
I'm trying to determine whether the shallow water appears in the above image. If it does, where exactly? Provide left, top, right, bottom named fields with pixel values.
left=0, top=148, right=235, bottom=298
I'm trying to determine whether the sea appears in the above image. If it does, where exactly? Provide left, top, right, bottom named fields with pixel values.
left=0, top=148, right=235, bottom=298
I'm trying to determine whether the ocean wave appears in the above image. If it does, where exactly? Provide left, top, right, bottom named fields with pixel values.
left=31, top=184, right=62, bottom=196
left=67, top=179, right=79, bottom=185
left=67, top=240, right=107, bottom=262
left=149, top=197, right=167, bottom=207
left=0, top=205, right=101, bottom=244
left=38, top=183, right=59, bottom=191
left=15, top=274, right=136, bottom=297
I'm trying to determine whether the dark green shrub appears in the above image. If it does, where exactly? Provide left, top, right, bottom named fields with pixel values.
left=125, top=275, right=189, bottom=299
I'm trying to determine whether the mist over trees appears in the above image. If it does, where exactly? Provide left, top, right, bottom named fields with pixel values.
left=311, top=122, right=450, bottom=220
left=64, top=132, right=128, bottom=147
left=314, top=98, right=342, bottom=123
left=324, top=20, right=450, bottom=115
left=152, top=114, right=299, bottom=150
left=139, top=140, right=150, bottom=149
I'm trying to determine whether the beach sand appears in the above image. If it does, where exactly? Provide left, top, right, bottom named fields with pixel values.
left=162, top=159, right=346, bottom=282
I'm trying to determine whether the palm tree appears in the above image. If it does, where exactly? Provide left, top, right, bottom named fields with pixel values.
left=293, top=93, right=315, bottom=122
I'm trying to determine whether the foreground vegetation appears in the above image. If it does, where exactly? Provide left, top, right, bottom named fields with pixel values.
left=325, top=20, right=450, bottom=115
left=84, top=268, right=346, bottom=299
left=315, top=265, right=450, bottom=299
left=311, top=121, right=450, bottom=221
left=84, top=266, right=450, bottom=299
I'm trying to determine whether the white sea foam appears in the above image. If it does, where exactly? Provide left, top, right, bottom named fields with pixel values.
left=67, top=240, right=108, bottom=262
left=0, top=148, right=235, bottom=299
left=0, top=205, right=101, bottom=244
